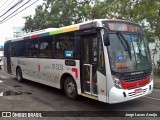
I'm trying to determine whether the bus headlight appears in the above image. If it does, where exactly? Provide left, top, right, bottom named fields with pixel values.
left=112, top=75, right=123, bottom=89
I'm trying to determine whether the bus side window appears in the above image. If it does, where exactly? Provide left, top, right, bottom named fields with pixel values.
left=54, top=32, right=75, bottom=59
left=18, top=41, right=27, bottom=57
left=39, top=35, right=54, bottom=58
left=11, top=42, right=17, bottom=57
left=27, top=38, right=38, bottom=57
left=55, top=35, right=63, bottom=58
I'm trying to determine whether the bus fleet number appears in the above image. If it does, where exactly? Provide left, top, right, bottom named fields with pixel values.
left=52, top=64, right=63, bottom=71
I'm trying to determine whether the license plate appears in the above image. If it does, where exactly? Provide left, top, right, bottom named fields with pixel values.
left=135, top=88, right=142, bottom=94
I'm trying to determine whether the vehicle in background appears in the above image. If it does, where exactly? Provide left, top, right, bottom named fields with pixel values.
left=0, top=51, right=4, bottom=69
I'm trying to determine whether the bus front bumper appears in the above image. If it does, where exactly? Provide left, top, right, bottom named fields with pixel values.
left=108, top=80, right=153, bottom=104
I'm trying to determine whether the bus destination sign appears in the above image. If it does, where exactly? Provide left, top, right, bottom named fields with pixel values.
left=106, top=22, right=141, bottom=32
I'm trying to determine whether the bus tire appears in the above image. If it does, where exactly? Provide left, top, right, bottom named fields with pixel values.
left=64, top=77, right=78, bottom=100
left=16, top=68, right=23, bottom=82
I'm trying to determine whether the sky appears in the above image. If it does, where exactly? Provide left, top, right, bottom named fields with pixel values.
left=0, top=0, right=43, bottom=46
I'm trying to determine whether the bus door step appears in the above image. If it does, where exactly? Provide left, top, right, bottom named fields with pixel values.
left=81, top=93, right=98, bottom=100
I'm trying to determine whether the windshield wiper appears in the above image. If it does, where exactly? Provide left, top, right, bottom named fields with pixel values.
left=116, top=32, right=131, bottom=60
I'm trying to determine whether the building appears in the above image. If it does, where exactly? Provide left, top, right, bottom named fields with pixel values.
left=13, top=27, right=25, bottom=37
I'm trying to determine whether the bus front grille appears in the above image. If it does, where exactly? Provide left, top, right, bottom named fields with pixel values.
left=122, top=72, right=148, bottom=82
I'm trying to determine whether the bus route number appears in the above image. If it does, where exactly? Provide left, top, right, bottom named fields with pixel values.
left=52, top=64, right=63, bottom=71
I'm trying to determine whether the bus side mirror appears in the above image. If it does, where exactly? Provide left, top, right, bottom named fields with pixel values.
left=103, top=33, right=110, bottom=46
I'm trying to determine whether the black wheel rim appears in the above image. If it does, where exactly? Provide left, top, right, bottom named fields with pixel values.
left=66, top=81, right=76, bottom=97
left=17, top=70, right=21, bottom=81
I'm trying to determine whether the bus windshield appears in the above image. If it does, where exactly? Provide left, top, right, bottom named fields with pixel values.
left=102, top=20, right=152, bottom=73
left=108, top=33, right=151, bottom=72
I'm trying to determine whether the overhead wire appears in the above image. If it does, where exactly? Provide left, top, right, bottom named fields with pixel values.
left=0, top=0, right=39, bottom=24
left=0, top=0, right=24, bottom=18
left=0, top=0, right=15, bottom=15
left=0, top=0, right=9, bottom=10
left=0, top=0, right=31, bottom=22
left=0, top=0, right=4, bottom=4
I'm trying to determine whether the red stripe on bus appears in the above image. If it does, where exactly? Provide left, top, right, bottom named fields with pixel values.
left=38, top=64, right=40, bottom=72
left=31, top=34, right=40, bottom=38
left=120, top=76, right=150, bottom=89
left=92, top=82, right=97, bottom=86
left=71, top=68, right=78, bottom=79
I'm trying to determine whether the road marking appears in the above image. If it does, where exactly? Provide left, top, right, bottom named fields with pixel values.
left=0, top=80, right=3, bottom=83
left=143, top=96, right=160, bottom=101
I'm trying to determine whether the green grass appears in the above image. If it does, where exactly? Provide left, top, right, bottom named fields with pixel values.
left=154, top=76, right=160, bottom=89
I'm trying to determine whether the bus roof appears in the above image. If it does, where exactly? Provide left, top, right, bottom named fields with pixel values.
left=106, top=18, right=133, bottom=23
left=5, top=19, right=136, bottom=43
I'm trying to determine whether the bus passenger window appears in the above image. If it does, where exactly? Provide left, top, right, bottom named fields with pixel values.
left=54, top=32, right=75, bottom=59
left=18, top=41, right=27, bottom=57
left=39, top=36, right=54, bottom=58
left=11, top=42, right=17, bottom=57
left=27, top=39, right=38, bottom=57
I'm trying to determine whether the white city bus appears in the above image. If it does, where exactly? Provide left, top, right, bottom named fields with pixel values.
left=4, top=19, right=153, bottom=103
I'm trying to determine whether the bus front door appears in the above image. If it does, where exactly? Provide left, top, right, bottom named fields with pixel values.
left=81, top=34, right=98, bottom=96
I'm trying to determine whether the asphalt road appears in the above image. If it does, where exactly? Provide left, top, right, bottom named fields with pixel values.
left=0, top=69, right=160, bottom=120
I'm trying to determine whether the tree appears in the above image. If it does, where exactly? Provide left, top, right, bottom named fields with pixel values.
left=23, top=0, right=107, bottom=32
left=103, top=0, right=160, bottom=42
left=23, top=0, right=160, bottom=43
left=23, top=5, right=50, bottom=32
left=102, top=0, right=160, bottom=66
left=22, top=15, right=34, bottom=32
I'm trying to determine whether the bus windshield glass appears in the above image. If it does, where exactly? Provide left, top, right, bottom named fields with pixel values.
left=102, top=21, right=151, bottom=72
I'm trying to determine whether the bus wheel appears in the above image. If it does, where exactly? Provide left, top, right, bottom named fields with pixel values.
left=16, top=68, right=23, bottom=82
left=64, top=77, right=78, bottom=100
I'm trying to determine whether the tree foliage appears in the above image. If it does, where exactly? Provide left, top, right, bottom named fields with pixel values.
left=103, top=0, right=160, bottom=42
left=23, top=0, right=106, bottom=32
left=23, top=0, right=160, bottom=43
